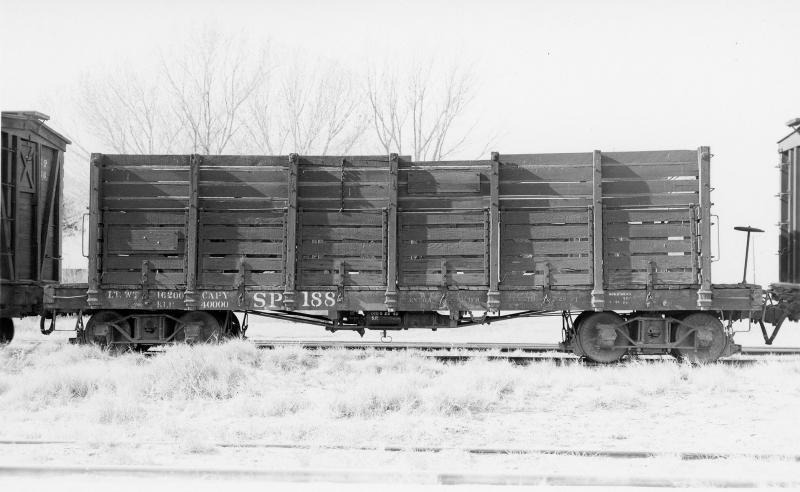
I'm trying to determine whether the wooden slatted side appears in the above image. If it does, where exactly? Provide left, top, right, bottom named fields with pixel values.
left=601, top=150, right=699, bottom=208
left=497, top=153, right=592, bottom=210
left=99, top=155, right=190, bottom=211
left=398, top=212, right=488, bottom=288
left=603, top=207, right=697, bottom=288
left=100, top=210, right=187, bottom=288
left=398, top=160, right=490, bottom=211
left=198, top=155, right=288, bottom=211
left=499, top=210, right=592, bottom=288
left=297, top=211, right=386, bottom=288
left=297, top=155, right=390, bottom=210
left=197, top=210, right=285, bottom=288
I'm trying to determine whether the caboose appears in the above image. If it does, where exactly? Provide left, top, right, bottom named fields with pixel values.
left=1, top=111, right=69, bottom=342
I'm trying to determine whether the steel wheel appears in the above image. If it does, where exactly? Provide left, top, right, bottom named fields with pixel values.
left=85, top=311, right=132, bottom=348
left=214, top=311, right=241, bottom=338
left=673, top=313, right=727, bottom=364
left=575, top=311, right=628, bottom=363
left=175, top=311, right=223, bottom=344
left=0, top=318, right=14, bottom=344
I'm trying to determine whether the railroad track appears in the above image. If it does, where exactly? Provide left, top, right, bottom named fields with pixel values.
left=2, top=438, right=799, bottom=462
left=0, top=463, right=796, bottom=488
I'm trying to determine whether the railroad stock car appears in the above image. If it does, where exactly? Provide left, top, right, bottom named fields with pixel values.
left=1, top=112, right=69, bottom=343
left=45, top=147, right=770, bottom=363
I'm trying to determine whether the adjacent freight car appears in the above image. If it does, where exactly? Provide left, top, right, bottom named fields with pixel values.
left=1, top=112, right=69, bottom=343
left=47, top=147, right=766, bottom=362
left=763, top=119, right=800, bottom=339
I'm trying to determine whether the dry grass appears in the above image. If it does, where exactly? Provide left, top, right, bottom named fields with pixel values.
left=1, top=340, right=800, bottom=458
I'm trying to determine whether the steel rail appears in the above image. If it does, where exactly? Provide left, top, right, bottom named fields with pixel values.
left=2, top=439, right=799, bottom=462
left=0, top=463, right=794, bottom=488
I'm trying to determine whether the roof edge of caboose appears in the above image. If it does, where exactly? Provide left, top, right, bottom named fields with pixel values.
left=1, top=111, right=71, bottom=150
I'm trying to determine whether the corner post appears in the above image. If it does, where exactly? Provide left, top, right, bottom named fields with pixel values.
left=590, top=150, right=605, bottom=310
left=697, top=146, right=713, bottom=309
left=384, top=153, right=399, bottom=311
left=87, top=153, right=103, bottom=308
left=487, top=152, right=501, bottom=313
left=184, top=154, right=200, bottom=309
left=283, top=153, right=299, bottom=311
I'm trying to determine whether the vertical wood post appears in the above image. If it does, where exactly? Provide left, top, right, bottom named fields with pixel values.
left=86, top=153, right=102, bottom=307
left=184, top=154, right=200, bottom=309
left=591, top=150, right=605, bottom=311
left=283, top=153, right=299, bottom=311
left=793, top=147, right=799, bottom=283
left=487, top=152, right=501, bottom=313
left=697, top=146, right=713, bottom=309
left=384, top=153, right=399, bottom=311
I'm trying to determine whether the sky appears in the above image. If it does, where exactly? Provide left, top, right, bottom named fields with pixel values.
left=1, top=0, right=798, bottom=284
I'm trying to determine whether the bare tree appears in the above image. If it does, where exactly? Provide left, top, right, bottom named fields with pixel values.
left=246, top=57, right=366, bottom=155
left=162, top=30, right=268, bottom=154
left=76, top=71, right=180, bottom=154
left=365, top=59, right=486, bottom=161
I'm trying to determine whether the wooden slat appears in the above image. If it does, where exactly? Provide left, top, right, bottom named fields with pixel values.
left=399, top=213, right=485, bottom=225
left=605, top=239, right=693, bottom=254
left=399, top=272, right=487, bottom=285
left=601, top=194, right=698, bottom=207
left=498, top=153, right=593, bottom=167
left=199, top=199, right=287, bottom=210
left=302, top=227, right=383, bottom=240
left=606, top=223, right=692, bottom=238
left=201, top=257, right=284, bottom=271
left=298, top=184, right=388, bottom=198
left=300, top=272, right=385, bottom=286
left=202, top=225, right=285, bottom=240
left=102, top=182, right=188, bottom=198
left=499, top=197, right=592, bottom=209
left=102, top=197, right=188, bottom=209
left=499, top=182, right=592, bottom=196
left=406, top=170, right=481, bottom=193
left=297, top=155, right=389, bottom=167
left=199, top=183, right=287, bottom=198
left=200, top=155, right=288, bottom=167
left=300, top=212, right=383, bottom=226
left=604, top=209, right=693, bottom=223
left=601, top=150, right=697, bottom=165
left=104, top=256, right=185, bottom=270
left=401, top=257, right=486, bottom=271
left=400, top=227, right=485, bottom=241
left=107, top=228, right=181, bottom=252
left=199, top=272, right=284, bottom=286
left=605, top=271, right=696, bottom=285
left=299, top=258, right=384, bottom=270
left=604, top=254, right=694, bottom=269
left=500, top=272, right=592, bottom=286
left=200, top=241, right=283, bottom=255
left=295, top=197, right=389, bottom=209
left=103, top=167, right=189, bottom=183
left=300, top=241, right=384, bottom=256
left=603, top=179, right=698, bottom=195
left=502, top=224, right=589, bottom=240
left=398, top=197, right=488, bottom=209
left=500, top=257, right=590, bottom=271
left=500, top=167, right=592, bottom=182
left=602, top=163, right=699, bottom=179
left=103, top=211, right=186, bottom=225
left=500, top=240, right=590, bottom=255
left=200, top=212, right=284, bottom=225
left=102, top=271, right=185, bottom=286
left=500, top=211, right=589, bottom=225
left=199, top=169, right=287, bottom=183
left=400, top=241, right=486, bottom=256
left=300, top=169, right=388, bottom=183
left=102, top=155, right=190, bottom=167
